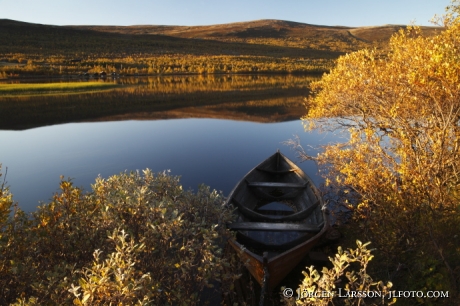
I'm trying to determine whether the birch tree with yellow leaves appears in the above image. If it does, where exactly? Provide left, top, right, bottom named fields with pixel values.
left=301, top=1, right=460, bottom=297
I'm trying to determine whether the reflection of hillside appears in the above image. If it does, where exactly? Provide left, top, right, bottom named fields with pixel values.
left=87, top=96, right=306, bottom=123
left=0, top=76, right=313, bottom=130
left=114, top=74, right=315, bottom=91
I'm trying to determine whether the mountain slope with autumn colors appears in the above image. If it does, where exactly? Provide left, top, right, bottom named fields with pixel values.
left=0, top=19, right=442, bottom=77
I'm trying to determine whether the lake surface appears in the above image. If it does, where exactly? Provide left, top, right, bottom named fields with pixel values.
left=0, top=75, right=341, bottom=212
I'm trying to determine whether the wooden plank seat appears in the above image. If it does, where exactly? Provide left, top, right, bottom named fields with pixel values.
left=235, top=230, right=316, bottom=250
left=256, top=167, right=297, bottom=174
left=230, top=197, right=320, bottom=222
left=228, top=222, right=322, bottom=233
left=246, top=181, right=308, bottom=189
left=249, top=188, right=304, bottom=200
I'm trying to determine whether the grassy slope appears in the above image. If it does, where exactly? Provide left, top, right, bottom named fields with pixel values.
left=0, top=82, right=118, bottom=95
left=70, top=19, right=442, bottom=52
left=0, top=19, right=442, bottom=60
left=0, top=19, right=339, bottom=59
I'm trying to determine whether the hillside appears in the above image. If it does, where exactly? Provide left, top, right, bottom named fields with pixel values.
left=70, top=19, right=441, bottom=52
left=0, top=19, right=443, bottom=77
left=0, top=19, right=345, bottom=57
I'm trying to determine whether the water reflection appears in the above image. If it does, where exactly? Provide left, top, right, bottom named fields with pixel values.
left=0, top=75, right=317, bottom=130
left=0, top=75, right=341, bottom=212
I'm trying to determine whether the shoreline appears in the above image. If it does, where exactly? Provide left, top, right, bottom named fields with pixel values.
left=0, top=70, right=327, bottom=82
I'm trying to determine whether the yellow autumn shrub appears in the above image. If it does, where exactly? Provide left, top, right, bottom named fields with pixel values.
left=0, top=169, right=239, bottom=305
left=283, top=241, right=395, bottom=306
left=298, top=1, right=460, bottom=301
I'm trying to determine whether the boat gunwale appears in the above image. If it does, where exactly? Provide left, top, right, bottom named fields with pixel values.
left=224, top=151, right=328, bottom=290
left=224, top=151, right=313, bottom=210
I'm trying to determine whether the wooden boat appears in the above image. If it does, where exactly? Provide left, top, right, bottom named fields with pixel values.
left=225, top=151, right=328, bottom=293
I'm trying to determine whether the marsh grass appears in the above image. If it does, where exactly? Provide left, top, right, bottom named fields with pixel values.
left=0, top=82, right=119, bottom=96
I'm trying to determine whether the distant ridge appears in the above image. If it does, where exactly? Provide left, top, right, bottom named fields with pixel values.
left=0, top=18, right=443, bottom=77
left=66, top=18, right=440, bottom=43
left=0, top=19, right=440, bottom=52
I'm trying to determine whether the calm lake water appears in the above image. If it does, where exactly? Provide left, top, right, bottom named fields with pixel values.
left=0, top=75, right=340, bottom=212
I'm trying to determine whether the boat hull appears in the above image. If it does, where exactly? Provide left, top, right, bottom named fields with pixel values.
left=225, top=151, right=328, bottom=290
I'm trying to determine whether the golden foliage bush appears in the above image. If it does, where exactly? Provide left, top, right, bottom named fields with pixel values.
left=0, top=168, right=238, bottom=305
left=69, top=229, right=155, bottom=305
left=299, top=2, right=460, bottom=302
left=0, top=165, right=12, bottom=226
left=283, top=241, right=394, bottom=306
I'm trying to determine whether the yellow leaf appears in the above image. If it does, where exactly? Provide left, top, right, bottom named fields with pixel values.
left=82, top=293, right=90, bottom=304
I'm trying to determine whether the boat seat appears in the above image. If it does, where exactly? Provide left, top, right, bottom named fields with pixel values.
left=230, top=197, right=320, bottom=222
left=246, top=180, right=308, bottom=189
left=234, top=230, right=318, bottom=250
left=249, top=188, right=305, bottom=200
left=256, top=167, right=297, bottom=174
left=228, top=222, right=322, bottom=233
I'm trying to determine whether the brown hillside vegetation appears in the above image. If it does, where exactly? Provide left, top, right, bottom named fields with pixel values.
left=71, top=19, right=442, bottom=52
left=0, top=19, right=442, bottom=77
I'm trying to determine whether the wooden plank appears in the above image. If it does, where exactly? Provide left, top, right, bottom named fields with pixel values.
left=228, top=222, right=321, bottom=233
left=249, top=187, right=305, bottom=200
left=256, top=167, right=297, bottom=174
left=230, top=197, right=320, bottom=222
left=247, top=181, right=308, bottom=188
